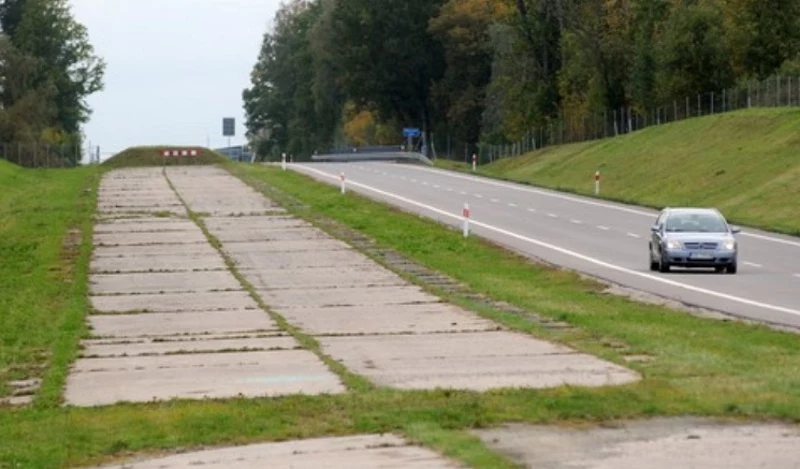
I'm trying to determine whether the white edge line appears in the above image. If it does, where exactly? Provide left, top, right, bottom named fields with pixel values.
left=293, top=164, right=800, bottom=318
left=598, top=225, right=610, bottom=230
left=398, top=165, right=800, bottom=248
left=743, top=262, right=762, bottom=268
left=627, top=233, right=641, bottom=238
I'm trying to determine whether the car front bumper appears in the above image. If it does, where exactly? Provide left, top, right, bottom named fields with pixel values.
left=665, top=249, right=737, bottom=267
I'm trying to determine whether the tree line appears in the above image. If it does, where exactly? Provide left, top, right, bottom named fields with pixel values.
left=0, top=0, right=105, bottom=160
left=243, top=0, right=800, bottom=160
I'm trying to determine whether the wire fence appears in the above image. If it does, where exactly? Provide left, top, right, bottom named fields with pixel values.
left=0, top=142, right=84, bottom=168
left=437, top=74, right=800, bottom=164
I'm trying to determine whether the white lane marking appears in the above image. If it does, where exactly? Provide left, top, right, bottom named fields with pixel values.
left=743, top=262, right=762, bottom=268
left=491, top=198, right=500, bottom=203
left=459, top=191, right=467, bottom=195
left=598, top=225, right=610, bottom=231
left=399, top=165, right=800, bottom=248
left=794, top=274, right=800, bottom=279
left=527, top=208, right=537, bottom=213
left=627, top=233, right=641, bottom=239
left=411, top=179, right=418, bottom=183
left=474, top=194, right=484, bottom=199
left=294, top=164, right=800, bottom=318
left=570, top=219, right=582, bottom=224
left=547, top=213, right=558, bottom=218
left=509, top=203, right=518, bottom=208
left=433, top=184, right=441, bottom=189
left=400, top=176, right=407, bottom=181
left=421, top=181, right=429, bottom=186
left=446, top=188, right=454, bottom=192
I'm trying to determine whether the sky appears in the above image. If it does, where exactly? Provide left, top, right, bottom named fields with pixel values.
left=70, top=0, right=283, bottom=160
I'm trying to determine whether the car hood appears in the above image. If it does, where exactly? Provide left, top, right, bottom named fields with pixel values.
left=663, top=232, right=734, bottom=242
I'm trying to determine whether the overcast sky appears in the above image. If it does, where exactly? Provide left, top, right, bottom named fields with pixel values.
left=70, top=0, right=283, bottom=159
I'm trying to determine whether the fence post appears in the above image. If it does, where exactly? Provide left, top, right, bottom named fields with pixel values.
left=777, top=75, right=781, bottom=106
left=789, top=77, right=793, bottom=106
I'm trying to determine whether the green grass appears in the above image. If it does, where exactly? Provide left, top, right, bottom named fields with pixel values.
left=437, top=108, right=800, bottom=235
left=0, top=160, right=98, bottom=406
left=3, top=157, right=800, bottom=468
left=102, top=146, right=228, bottom=168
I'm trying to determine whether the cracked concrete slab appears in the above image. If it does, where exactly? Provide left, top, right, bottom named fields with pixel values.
left=90, top=271, right=241, bottom=295
left=474, top=418, right=800, bottom=469
left=280, top=303, right=501, bottom=335
left=222, top=239, right=354, bottom=253
left=90, top=434, right=463, bottom=468
left=319, top=331, right=639, bottom=391
left=81, top=335, right=298, bottom=358
left=93, top=220, right=195, bottom=233
left=228, top=249, right=374, bottom=270
left=204, top=216, right=313, bottom=232
left=257, top=285, right=440, bottom=308
left=65, top=350, right=345, bottom=406
left=211, top=228, right=331, bottom=243
left=90, top=291, right=259, bottom=313
left=88, top=310, right=277, bottom=337
left=92, top=243, right=218, bottom=257
left=90, top=253, right=227, bottom=273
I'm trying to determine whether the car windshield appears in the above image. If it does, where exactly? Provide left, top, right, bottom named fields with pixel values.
left=665, top=212, right=728, bottom=233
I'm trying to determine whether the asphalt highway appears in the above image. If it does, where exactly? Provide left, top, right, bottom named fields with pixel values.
left=289, top=162, right=800, bottom=329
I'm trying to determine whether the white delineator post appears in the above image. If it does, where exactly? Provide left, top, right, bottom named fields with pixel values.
left=595, top=170, right=601, bottom=195
left=462, top=203, right=470, bottom=237
left=472, top=154, right=477, bottom=172
left=340, top=172, right=346, bottom=194
left=281, top=153, right=287, bottom=171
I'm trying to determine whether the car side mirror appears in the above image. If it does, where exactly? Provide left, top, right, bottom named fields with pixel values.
left=730, top=226, right=741, bottom=234
left=651, top=225, right=660, bottom=233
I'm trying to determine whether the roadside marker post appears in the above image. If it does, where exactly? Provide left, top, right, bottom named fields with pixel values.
left=281, top=153, right=287, bottom=171
left=595, top=171, right=601, bottom=195
left=340, top=172, right=346, bottom=194
left=472, top=154, right=477, bottom=172
left=462, top=203, right=470, bottom=237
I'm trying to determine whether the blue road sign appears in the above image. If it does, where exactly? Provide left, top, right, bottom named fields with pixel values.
left=403, top=128, right=421, bottom=138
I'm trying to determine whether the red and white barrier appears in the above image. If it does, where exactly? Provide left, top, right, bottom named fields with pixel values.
left=162, top=149, right=199, bottom=157
left=462, top=202, right=470, bottom=237
left=595, top=170, right=601, bottom=195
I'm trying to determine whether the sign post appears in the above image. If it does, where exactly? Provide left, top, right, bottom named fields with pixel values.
left=472, top=154, right=477, bottom=172
left=595, top=170, right=601, bottom=195
left=281, top=153, right=287, bottom=171
left=462, top=203, right=470, bottom=238
left=403, top=128, right=421, bottom=152
left=340, top=172, right=346, bottom=194
left=222, top=117, right=235, bottom=149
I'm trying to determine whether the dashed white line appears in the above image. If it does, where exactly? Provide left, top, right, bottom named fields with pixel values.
left=598, top=225, right=610, bottom=231
left=794, top=274, right=800, bottom=279
left=446, top=188, right=454, bottom=192
left=743, top=262, right=762, bottom=268
left=570, top=219, right=582, bottom=224
left=491, top=199, right=500, bottom=203
left=295, top=164, right=800, bottom=319
left=547, top=213, right=559, bottom=218
left=411, top=179, right=418, bottom=183
left=474, top=194, right=484, bottom=199
left=627, top=233, right=641, bottom=239
left=433, top=184, right=441, bottom=189
left=509, top=203, right=518, bottom=208
left=459, top=191, right=467, bottom=196
left=527, top=208, right=537, bottom=213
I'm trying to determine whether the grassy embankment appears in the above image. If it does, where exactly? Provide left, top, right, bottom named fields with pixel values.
left=1, top=139, right=800, bottom=468
left=437, top=108, right=800, bottom=235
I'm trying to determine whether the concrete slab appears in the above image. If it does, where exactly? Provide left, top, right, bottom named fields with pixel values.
left=319, top=331, right=640, bottom=391
left=474, top=418, right=800, bottom=469
left=280, top=303, right=500, bottom=335
left=88, top=310, right=277, bottom=337
left=210, top=228, right=330, bottom=243
left=229, top=250, right=374, bottom=270
left=90, top=271, right=241, bottom=295
left=222, top=239, right=354, bottom=253
left=258, top=285, right=439, bottom=308
left=94, top=231, right=207, bottom=246
left=204, top=216, right=313, bottom=231
left=94, top=220, right=197, bottom=233
left=90, top=291, right=259, bottom=313
left=65, top=350, right=346, bottom=406
left=82, top=336, right=299, bottom=357
left=92, top=243, right=218, bottom=257
left=91, top=434, right=462, bottom=469
left=243, top=266, right=406, bottom=290
left=91, top=253, right=226, bottom=273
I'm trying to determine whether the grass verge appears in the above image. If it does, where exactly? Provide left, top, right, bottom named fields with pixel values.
left=0, top=159, right=98, bottom=406
left=437, top=108, right=800, bottom=236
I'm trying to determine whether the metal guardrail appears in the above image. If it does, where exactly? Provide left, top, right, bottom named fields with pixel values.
left=310, top=151, right=434, bottom=166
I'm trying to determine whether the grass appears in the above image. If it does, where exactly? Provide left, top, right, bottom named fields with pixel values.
left=0, top=159, right=98, bottom=406
left=102, top=146, right=228, bottom=168
left=2, top=156, right=800, bottom=468
left=437, top=108, right=800, bottom=235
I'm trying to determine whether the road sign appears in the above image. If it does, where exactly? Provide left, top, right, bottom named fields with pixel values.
left=222, top=118, right=235, bottom=137
left=403, top=128, right=421, bottom=138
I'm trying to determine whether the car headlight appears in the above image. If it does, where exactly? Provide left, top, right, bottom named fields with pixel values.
left=722, top=240, right=736, bottom=251
left=666, top=240, right=682, bottom=250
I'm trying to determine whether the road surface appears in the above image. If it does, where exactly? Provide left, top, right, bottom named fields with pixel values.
left=289, top=162, right=800, bottom=329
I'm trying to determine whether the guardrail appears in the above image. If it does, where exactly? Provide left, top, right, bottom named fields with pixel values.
left=310, top=151, right=434, bottom=166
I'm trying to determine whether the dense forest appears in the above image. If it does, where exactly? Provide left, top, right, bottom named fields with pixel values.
left=0, top=0, right=105, bottom=160
left=243, top=0, right=800, bottom=160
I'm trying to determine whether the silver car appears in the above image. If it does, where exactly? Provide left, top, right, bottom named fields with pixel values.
left=649, top=208, right=741, bottom=274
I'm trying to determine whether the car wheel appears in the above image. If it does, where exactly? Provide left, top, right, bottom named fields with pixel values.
left=726, top=262, right=737, bottom=274
left=649, top=250, right=658, bottom=271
